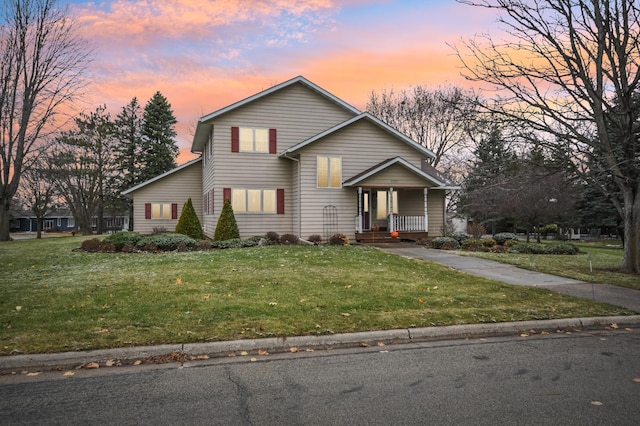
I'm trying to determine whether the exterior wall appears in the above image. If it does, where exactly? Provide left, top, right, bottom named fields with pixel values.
left=131, top=161, right=203, bottom=234
left=204, top=82, right=356, bottom=238
left=297, top=119, right=431, bottom=240
left=356, top=164, right=435, bottom=188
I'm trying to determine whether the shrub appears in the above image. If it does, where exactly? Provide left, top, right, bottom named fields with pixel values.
left=214, top=200, right=240, bottom=241
left=136, top=233, right=197, bottom=251
left=175, top=198, right=205, bottom=240
left=210, top=237, right=263, bottom=249
left=121, top=243, right=138, bottom=253
left=545, top=243, right=579, bottom=255
left=329, top=233, right=348, bottom=246
left=505, top=239, right=520, bottom=248
left=508, top=243, right=547, bottom=254
left=81, top=238, right=102, bottom=252
left=450, top=231, right=471, bottom=244
left=265, top=231, right=280, bottom=244
left=280, top=234, right=299, bottom=244
left=540, top=223, right=558, bottom=236
left=481, top=237, right=497, bottom=248
left=494, top=232, right=518, bottom=245
left=432, top=237, right=460, bottom=250
left=103, top=232, right=142, bottom=251
left=308, top=234, right=322, bottom=244
left=197, top=240, right=213, bottom=251
left=151, top=226, right=167, bottom=235
left=461, top=238, right=483, bottom=251
left=467, top=222, right=486, bottom=240
left=490, top=245, right=508, bottom=253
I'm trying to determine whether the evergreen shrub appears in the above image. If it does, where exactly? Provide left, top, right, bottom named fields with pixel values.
left=214, top=200, right=240, bottom=241
left=136, top=233, right=197, bottom=251
left=494, top=232, right=518, bottom=245
left=175, top=198, right=204, bottom=240
left=103, top=231, right=142, bottom=250
left=432, top=237, right=460, bottom=250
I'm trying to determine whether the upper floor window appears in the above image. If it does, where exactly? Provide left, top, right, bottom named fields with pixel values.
left=317, top=155, right=342, bottom=188
left=231, top=127, right=277, bottom=154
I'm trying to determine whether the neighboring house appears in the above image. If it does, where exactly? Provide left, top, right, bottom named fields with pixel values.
left=10, top=207, right=76, bottom=233
left=123, top=76, right=458, bottom=242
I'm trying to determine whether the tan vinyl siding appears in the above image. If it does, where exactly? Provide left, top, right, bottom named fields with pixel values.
left=357, top=164, right=435, bottom=188
left=298, top=120, right=431, bottom=240
left=427, top=190, right=446, bottom=236
left=131, top=162, right=203, bottom=234
left=205, top=82, right=356, bottom=238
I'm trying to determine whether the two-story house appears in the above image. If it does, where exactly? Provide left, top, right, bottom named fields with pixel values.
left=123, top=76, right=458, bottom=242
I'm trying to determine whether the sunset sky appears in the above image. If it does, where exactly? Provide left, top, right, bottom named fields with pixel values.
left=65, top=0, right=499, bottom=163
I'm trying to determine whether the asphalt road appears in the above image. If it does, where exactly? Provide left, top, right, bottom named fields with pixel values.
left=1, top=329, right=639, bottom=425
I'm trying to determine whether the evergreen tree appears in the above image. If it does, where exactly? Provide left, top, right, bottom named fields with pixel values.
left=140, top=91, right=179, bottom=182
left=175, top=198, right=204, bottom=240
left=113, top=97, right=144, bottom=230
left=214, top=200, right=240, bottom=241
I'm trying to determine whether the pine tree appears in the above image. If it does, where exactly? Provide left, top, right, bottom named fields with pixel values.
left=175, top=198, right=204, bottom=240
left=113, top=97, right=144, bottom=230
left=213, top=200, right=240, bottom=241
left=140, top=91, right=178, bottom=182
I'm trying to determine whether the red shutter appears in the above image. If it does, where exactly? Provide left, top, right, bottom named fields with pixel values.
left=231, top=127, right=239, bottom=152
left=145, top=203, right=151, bottom=219
left=277, top=189, right=285, bottom=215
left=171, top=203, right=178, bottom=219
left=223, top=188, right=231, bottom=203
left=269, top=128, right=277, bottom=154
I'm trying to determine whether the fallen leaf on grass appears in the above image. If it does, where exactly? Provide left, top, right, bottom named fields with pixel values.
left=176, top=277, right=183, bottom=285
left=341, top=312, right=350, bottom=317
left=15, top=306, right=22, bottom=312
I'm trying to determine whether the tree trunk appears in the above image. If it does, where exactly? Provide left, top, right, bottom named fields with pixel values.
left=36, top=218, right=43, bottom=239
left=620, top=191, right=640, bottom=273
left=0, top=199, right=11, bottom=241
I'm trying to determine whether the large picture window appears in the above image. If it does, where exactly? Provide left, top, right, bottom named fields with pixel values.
left=317, top=155, right=342, bottom=188
left=232, top=189, right=277, bottom=213
left=152, top=203, right=172, bottom=219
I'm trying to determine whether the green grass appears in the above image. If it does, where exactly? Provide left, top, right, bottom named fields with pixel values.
left=0, top=236, right=633, bottom=354
left=459, top=241, right=640, bottom=291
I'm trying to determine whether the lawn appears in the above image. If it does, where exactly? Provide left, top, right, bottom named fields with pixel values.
left=459, top=241, right=640, bottom=291
left=0, top=236, right=633, bottom=354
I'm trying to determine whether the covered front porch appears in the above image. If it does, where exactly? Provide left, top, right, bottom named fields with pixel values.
left=353, top=186, right=430, bottom=243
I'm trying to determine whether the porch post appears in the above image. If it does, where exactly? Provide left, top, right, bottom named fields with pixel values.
left=389, top=187, right=394, bottom=231
left=423, top=188, right=429, bottom=232
left=357, top=187, right=363, bottom=233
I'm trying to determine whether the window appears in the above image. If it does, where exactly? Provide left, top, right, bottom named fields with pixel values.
left=232, top=127, right=277, bottom=153
left=376, top=190, right=398, bottom=220
left=68, top=217, right=75, bottom=227
left=145, top=203, right=177, bottom=219
left=317, top=156, right=342, bottom=188
left=232, top=189, right=277, bottom=213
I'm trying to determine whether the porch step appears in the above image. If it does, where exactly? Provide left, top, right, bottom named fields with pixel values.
left=355, top=231, right=429, bottom=244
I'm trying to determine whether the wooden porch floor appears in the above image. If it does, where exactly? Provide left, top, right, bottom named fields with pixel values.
left=355, top=230, right=429, bottom=244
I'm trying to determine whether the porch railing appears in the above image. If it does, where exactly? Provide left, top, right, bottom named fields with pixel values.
left=389, top=214, right=426, bottom=232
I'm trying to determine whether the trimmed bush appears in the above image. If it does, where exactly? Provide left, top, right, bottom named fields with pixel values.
left=136, top=233, right=197, bottom=251
left=265, top=231, right=280, bottom=244
left=308, top=234, right=322, bottom=244
left=329, top=233, right=348, bottom=246
left=80, top=238, right=116, bottom=253
left=508, top=243, right=547, bottom=254
left=481, top=237, right=497, bottom=248
left=432, top=237, right=460, bottom=250
left=175, top=198, right=204, bottom=240
left=103, top=231, right=142, bottom=250
left=461, top=238, right=483, bottom=251
left=494, top=232, right=518, bottom=245
left=450, top=231, right=471, bottom=244
left=210, top=236, right=263, bottom=249
left=214, top=200, right=240, bottom=241
left=280, top=234, right=299, bottom=244
left=544, top=243, right=579, bottom=255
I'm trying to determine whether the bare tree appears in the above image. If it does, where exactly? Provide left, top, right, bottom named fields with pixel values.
left=18, top=148, right=57, bottom=238
left=0, top=0, right=90, bottom=241
left=366, top=85, right=480, bottom=171
left=454, top=0, right=640, bottom=273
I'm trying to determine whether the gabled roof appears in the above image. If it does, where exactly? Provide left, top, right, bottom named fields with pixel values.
left=192, top=76, right=361, bottom=153
left=342, top=157, right=460, bottom=189
left=278, top=113, right=437, bottom=159
left=122, top=157, right=202, bottom=196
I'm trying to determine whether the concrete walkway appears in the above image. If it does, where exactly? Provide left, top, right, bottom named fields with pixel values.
left=378, top=244, right=640, bottom=313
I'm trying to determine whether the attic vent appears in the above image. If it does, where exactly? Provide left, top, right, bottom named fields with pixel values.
left=323, top=205, right=338, bottom=241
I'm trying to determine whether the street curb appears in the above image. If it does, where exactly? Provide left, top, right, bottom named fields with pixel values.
left=2, top=315, right=639, bottom=373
